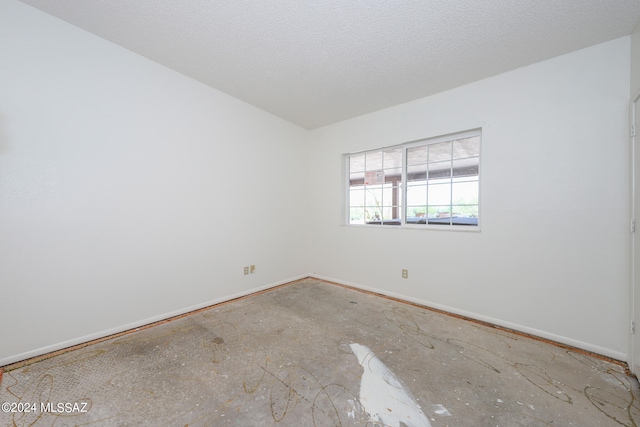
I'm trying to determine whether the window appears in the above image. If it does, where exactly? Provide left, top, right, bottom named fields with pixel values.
left=346, top=130, right=480, bottom=228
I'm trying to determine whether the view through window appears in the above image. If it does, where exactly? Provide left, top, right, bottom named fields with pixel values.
left=347, top=130, right=480, bottom=227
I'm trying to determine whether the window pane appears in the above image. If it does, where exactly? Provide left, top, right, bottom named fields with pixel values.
left=452, top=181, right=479, bottom=205
left=349, top=188, right=365, bottom=205
left=364, top=206, right=383, bottom=223
left=349, top=179, right=364, bottom=190
left=407, top=165, right=427, bottom=182
left=406, top=184, right=427, bottom=206
left=384, top=167, right=402, bottom=179
left=365, top=186, right=383, bottom=206
left=407, top=146, right=427, bottom=166
left=349, top=207, right=365, bottom=224
left=382, top=184, right=394, bottom=206
left=406, top=206, right=428, bottom=221
left=383, top=148, right=402, bottom=169
left=382, top=206, right=398, bottom=221
left=452, top=205, right=479, bottom=220
left=364, top=170, right=385, bottom=185
left=349, top=173, right=365, bottom=185
left=390, top=185, right=402, bottom=210
left=365, top=151, right=383, bottom=171
left=452, top=158, right=479, bottom=178
left=453, top=137, right=480, bottom=159
left=429, top=141, right=452, bottom=162
left=428, top=183, right=451, bottom=205
left=350, top=153, right=365, bottom=173
left=428, top=161, right=451, bottom=179
left=428, top=206, right=451, bottom=224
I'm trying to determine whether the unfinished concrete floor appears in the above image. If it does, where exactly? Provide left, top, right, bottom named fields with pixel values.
left=1, top=278, right=639, bottom=426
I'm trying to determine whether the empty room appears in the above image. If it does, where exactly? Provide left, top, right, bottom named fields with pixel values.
left=2, top=0, right=640, bottom=426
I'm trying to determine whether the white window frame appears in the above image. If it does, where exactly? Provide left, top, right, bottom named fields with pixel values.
left=345, top=129, right=481, bottom=230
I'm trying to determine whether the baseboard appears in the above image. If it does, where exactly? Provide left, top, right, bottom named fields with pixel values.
left=0, top=274, right=309, bottom=368
left=3, top=273, right=627, bottom=368
left=310, top=274, right=628, bottom=362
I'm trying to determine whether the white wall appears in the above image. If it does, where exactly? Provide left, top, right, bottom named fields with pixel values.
left=0, top=1, right=309, bottom=365
left=630, top=18, right=640, bottom=373
left=308, top=37, right=631, bottom=359
left=632, top=20, right=640, bottom=97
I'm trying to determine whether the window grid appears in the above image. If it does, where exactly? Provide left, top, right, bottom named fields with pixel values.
left=347, top=130, right=480, bottom=228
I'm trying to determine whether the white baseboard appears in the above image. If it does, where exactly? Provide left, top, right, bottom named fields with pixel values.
left=0, top=274, right=309, bottom=368
left=2, top=273, right=627, bottom=367
left=310, top=274, right=628, bottom=362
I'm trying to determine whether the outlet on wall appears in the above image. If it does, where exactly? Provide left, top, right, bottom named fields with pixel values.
left=243, top=266, right=249, bottom=275
left=402, top=269, right=408, bottom=279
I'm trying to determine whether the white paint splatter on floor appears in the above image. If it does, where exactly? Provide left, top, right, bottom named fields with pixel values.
left=430, top=404, right=451, bottom=416
left=350, top=343, right=433, bottom=427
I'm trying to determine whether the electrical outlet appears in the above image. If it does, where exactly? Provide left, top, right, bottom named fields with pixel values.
left=243, top=266, right=249, bottom=275
left=402, top=269, right=408, bottom=279
left=250, top=265, right=255, bottom=274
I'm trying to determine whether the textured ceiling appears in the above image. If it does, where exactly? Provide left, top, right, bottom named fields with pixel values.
left=19, top=0, right=640, bottom=129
